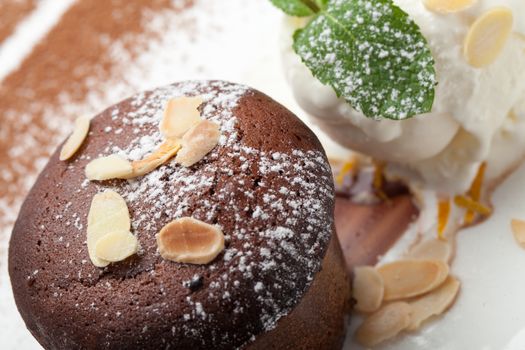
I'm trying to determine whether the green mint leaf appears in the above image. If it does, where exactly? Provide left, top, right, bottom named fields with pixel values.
left=293, top=0, right=436, bottom=120
left=269, top=0, right=319, bottom=17
left=314, top=0, right=330, bottom=10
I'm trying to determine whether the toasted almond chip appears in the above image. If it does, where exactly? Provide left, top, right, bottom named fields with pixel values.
left=377, top=260, right=449, bottom=301
left=175, top=120, right=220, bottom=167
left=407, top=239, right=452, bottom=262
left=160, top=96, right=203, bottom=139
left=130, top=139, right=181, bottom=178
left=423, top=0, right=477, bottom=14
left=60, top=116, right=90, bottom=161
left=85, top=154, right=133, bottom=181
left=87, top=190, right=131, bottom=267
left=94, top=230, right=139, bottom=262
left=464, top=7, right=514, bottom=68
left=355, top=302, right=412, bottom=347
left=353, top=266, right=385, bottom=313
left=511, top=219, right=525, bottom=249
left=157, top=217, right=225, bottom=264
left=407, top=276, right=460, bottom=331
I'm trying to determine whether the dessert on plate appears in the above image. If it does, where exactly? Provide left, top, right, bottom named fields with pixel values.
left=5, top=0, right=525, bottom=348
left=273, top=0, right=525, bottom=347
left=282, top=0, right=525, bottom=194
left=8, top=80, right=350, bottom=349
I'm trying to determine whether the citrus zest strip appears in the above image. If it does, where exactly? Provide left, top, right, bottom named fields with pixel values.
left=335, top=159, right=355, bottom=186
left=373, top=161, right=387, bottom=200
left=454, top=195, right=491, bottom=216
left=464, top=162, right=486, bottom=224
left=437, top=198, right=450, bottom=240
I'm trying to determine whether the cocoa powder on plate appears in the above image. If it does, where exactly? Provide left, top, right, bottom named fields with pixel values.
left=0, top=0, right=192, bottom=232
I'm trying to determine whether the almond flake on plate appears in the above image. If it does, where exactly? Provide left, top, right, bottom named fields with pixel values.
left=511, top=219, right=525, bottom=249
left=423, top=0, right=477, bottom=14
left=87, top=190, right=131, bottom=267
left=60, top=116, right=90, bottom=161
left=353, top=266, right=384, bottom=313
left=157, top=217, right=225, bottom=264
left=355, top=302, right=412, bottom=347
left=160, top=96, right=203, bottom=139
left=85, top=154, right=133, bottom=181
left=464, top=7, right=514, bottom=68
left=407, top=239, right=452, bottom=262
left=175, top=120, right=220, bottom=167
left=407, top=275, right=460, bottom=331
left=130, top=138, right=181, bottom=178
left=377, top=260, right=449, bottom=301
left=94, top=230, right=139, bottom=262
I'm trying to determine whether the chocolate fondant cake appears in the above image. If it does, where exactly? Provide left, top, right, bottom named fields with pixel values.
left=8, top=80, right=350, bottom=349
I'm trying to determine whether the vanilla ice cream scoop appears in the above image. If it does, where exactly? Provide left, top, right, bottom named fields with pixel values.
left=282, top=0, right=525, bottom=194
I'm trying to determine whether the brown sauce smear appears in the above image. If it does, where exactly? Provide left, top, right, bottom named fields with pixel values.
left=336, top=195, right=418, bottom=271
left=334, top=164, right=419, bottom=272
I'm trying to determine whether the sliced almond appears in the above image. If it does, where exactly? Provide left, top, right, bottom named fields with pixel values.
left=407, top=239, right=452, bottom=262
left=377, top=260, right=449, bottom=301
left=157, top=217, right=225, bottom=264
left=175, top=120, right=220, bottom=167
left=355, top=302, right=412, bottom=347
left=407, top=276, right=460, bottom=331
left=160, top=96, right=203, bottom=139
left=85, top=154, right=133, bottom=181
left=511, top=219, right=525, bottom=249
left=60, top=116, right=90, bottom=161
left=423, top=0, right=477, bottom=14
left=94, top=230, right=139, bottom=262
left=353, top=266, right=384, bottom=313
left=87, top=190, right=131, bottom=267
left=130, top=138, right=181, bottom=178
left=464, top=7, right=514, bottom=68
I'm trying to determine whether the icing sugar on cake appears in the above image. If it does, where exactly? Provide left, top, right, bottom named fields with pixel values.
left=22, top=80, right=335, bottom=347
left=0, top=1, right=347, bottom=347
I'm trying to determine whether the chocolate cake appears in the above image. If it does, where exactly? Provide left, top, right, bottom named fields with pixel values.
left=8, top=80, right=350, bottom=349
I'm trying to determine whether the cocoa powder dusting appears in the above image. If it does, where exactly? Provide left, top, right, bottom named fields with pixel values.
left=0, top=0, right=36, bottom=44
left=0, top=0, right=193, bottom=233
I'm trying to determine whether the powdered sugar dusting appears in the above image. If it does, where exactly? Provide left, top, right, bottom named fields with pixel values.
left=58, top=80, right=334, bottom=346
left=0, top=1, right=310, bottom=348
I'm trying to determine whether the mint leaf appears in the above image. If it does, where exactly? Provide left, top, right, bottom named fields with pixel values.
left=293, top=0, right=436, bottom=120
left=314, top=0, right=329, bottom=10
left=269, top=0, right=319, bottom=17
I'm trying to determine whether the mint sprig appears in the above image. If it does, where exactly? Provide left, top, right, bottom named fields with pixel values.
left=270, top=0, right=328, bottom=16
left=272, top=0, right=437, bottom=120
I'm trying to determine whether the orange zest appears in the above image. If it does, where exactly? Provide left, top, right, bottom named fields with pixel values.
left=373, top=161, right=388, bottom=200
left=463, top=162, right=487, bottom=224
left=437, top=198, right=450, bottom=240
left=335, top=159, right=355, bottom=186
left=454, top=195, right=491, bottom=216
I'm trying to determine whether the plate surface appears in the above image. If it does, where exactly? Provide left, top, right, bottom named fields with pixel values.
left=344, top=162, right=525, bottom=350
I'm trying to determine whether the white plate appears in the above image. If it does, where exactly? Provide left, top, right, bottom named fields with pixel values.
left=344, top=161, right=525, bottom=350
